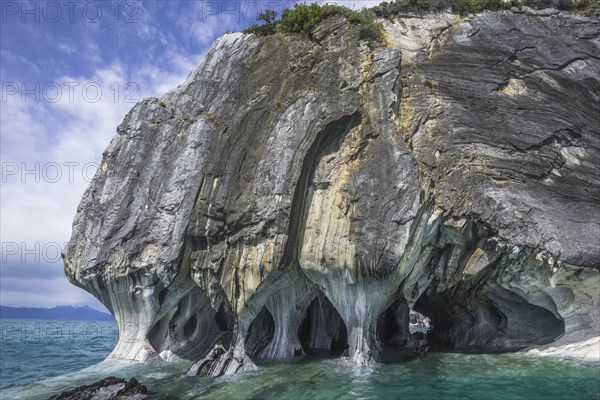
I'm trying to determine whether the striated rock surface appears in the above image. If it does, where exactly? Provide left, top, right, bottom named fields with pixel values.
left=64, top=9, right=600, bottom=375
left=48, top=377, right=147, bottom=400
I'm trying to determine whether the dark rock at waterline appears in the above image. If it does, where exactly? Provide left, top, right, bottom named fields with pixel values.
left=187, top=343, right=256, bottom=377
left=48, top=376, right=148, bottom=400
left=412, top=332, right=430, bottom=357
left=64, top=8, right=600, bottom=375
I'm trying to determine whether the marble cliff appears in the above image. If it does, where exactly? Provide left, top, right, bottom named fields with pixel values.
left=63, top=9, right=600, bottom=376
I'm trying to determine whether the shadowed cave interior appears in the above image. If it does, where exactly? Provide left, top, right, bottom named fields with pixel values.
left=144, top=280, right=566, bottom=364
left=246, top=306, right=276, bottom=359
left=413, top=288, right=565, bottom=351
left=148, top=288, right=235, bottom=361
left=298, top=294, right=348, bottom=355
left=377, top=298, right=412, bottom=348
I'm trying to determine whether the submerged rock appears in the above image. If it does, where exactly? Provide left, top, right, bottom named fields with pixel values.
left=186, top=343, right=257, bottom=377
left=48, top=377, right=147, bottom=400
left=412, top=332, right=430, bottom=357
left=63, top=9, right=599, bottom=376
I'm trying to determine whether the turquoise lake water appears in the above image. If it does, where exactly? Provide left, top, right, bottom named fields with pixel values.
left=1, top=319, right=599, bottom=399
left=0, top=319, right=119, bottom=390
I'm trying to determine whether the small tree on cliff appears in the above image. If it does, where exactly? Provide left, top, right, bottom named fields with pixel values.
left=244, top=10, right=277, bottom=36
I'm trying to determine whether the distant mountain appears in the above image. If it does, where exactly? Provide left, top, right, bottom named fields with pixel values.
left=0, top=305, right=114, bottom=321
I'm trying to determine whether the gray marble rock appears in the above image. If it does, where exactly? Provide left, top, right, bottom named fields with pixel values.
left=48, top=377, right=147, bottom=400
left=64, top=11, right=600, bottom=376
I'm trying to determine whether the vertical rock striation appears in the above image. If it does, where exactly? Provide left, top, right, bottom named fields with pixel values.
left=64, top=9, right=600, bottom=375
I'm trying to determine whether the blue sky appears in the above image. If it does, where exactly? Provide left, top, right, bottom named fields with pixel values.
left=0, top=0, right=376, bottom=312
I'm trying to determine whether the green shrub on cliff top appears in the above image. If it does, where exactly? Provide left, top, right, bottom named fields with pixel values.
left=373, top=0, right=511, bottom=16
left=461, top=0, right=513, bottom=12
left=371, top=0, right=598, bottom=15
left=243, top=3, right=383, bottom=43
left=277, top=3, right=328, bottom=35
left=573, top=0, right=600, bottom=11
left=243, top=0, right=596, bottom=44
left=244, top=10, right=277, bottom=36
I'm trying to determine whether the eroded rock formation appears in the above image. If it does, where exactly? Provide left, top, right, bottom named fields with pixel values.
left=48, top=377, right=147, bottom=400
left=63, top=9, right=600, bottom=376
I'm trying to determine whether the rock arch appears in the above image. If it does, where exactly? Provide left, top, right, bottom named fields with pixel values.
left=298, top=292, right=348, bottom=355
left=148, top=287, right=234, bottom=361
left=376, top=297, right=411, bottom=349
left=245, top=306, right=276, bottom=359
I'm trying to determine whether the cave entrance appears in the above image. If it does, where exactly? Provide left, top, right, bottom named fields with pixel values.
left=377, top=298, right=411, bottom=348
left=215, top=303, right=234, bottom=332
left=413, top=293, right=455, bottom=351
left=245, top=306, right=275, bottom=359
left=298, top=293, right=348, bottom=356
left=376, top=298, right=435, bottom=359
left=148, top=290, right=235, bottom=361
left=413, top=286, right=565, bottom=352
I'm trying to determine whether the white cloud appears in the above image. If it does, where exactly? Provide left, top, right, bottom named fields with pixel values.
left=1, top=53, right=203, bottom=310
left=56, top=42, right=77, bottom=55
left=0, top=276, right=107, bottom=311
left=176, top=0, right=264, bottom=46
left=0, top=50, right=41, bottom=75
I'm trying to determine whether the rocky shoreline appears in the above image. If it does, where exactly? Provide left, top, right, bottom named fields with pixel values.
left=525, top=337, right=600, bottom=361
left=48, top=377, right=147, bottom=400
